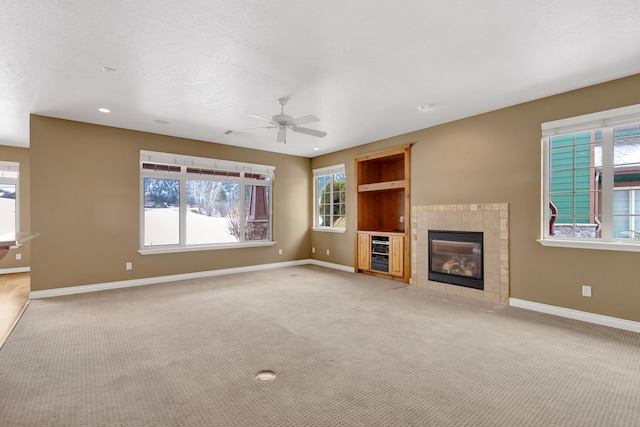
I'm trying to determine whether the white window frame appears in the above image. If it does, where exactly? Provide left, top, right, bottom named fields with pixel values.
left=539, top=103, right=640, bottom=252
left=139, top=151, right=275, bottom=254
left=0, top=161, right=19, bottom=239
left=312, top=164, right=346, bottom=233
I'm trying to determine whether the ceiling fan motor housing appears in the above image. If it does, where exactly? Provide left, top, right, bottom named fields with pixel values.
left=272, top=114, right=293, bottom=125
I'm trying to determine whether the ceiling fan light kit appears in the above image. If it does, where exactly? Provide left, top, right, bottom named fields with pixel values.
left=227, top=98, right=327, bottom=144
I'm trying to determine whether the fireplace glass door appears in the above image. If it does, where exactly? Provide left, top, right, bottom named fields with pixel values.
left=428, top=230, right=484, bottom=290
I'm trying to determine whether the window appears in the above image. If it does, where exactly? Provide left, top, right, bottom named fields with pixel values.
left=0, top=161, right=19, bottom=236
left=140, top=151, right=274, bottom=253
left=312, top=164, right=346, bottom=232
left=540, top=104, right=640, bottom=251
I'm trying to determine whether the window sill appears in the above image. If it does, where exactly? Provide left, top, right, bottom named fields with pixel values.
left=139, top=240, right=276, bottom=255
left=537, top=238, right=640, bottom=253
left=311, top=227, right=346, bottom=234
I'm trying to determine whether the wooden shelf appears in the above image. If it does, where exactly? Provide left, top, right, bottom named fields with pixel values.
left=357, top=180, right=407, bottom=192
left=357, top=229, right=404, bottom=235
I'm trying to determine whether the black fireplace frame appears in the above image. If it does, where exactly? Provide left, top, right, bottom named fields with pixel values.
left=428, top=230, right=484, bottom=290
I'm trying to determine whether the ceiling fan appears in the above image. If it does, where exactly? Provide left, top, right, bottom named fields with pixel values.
left=225, top=98, right=327, bottom=143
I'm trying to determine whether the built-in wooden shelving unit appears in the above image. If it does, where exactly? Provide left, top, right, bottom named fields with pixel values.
left=354, top=145, right=410, bottom=282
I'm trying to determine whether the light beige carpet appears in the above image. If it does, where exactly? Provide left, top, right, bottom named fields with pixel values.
left=0, top=265, right=638, bottom=426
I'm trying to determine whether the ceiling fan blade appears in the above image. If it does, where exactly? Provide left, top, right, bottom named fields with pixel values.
left=292, top=127, right=327, bottom=138
left=291, top=115, right=319, bottom=125
left=277, top=129, right=286, bottom=143
left=248, top=113, right=276, bottom=125
left=225, top=125, right=277, bottom=135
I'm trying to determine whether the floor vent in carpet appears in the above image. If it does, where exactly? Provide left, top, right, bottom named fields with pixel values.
left=255, top=370, right=276, bottom=382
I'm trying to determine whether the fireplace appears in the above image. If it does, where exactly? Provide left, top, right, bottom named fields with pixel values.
left=412, top=204, right=509, bottom=304
left=428, top=230, right=484, bottom=290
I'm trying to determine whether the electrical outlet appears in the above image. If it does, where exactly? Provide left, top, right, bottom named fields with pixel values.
left=278, top=249, right=283, bottom=255
left=16, top=253, right=21, bottom=260
left=312, top=247, right=315, bottom=253
left=582, top=285, right=592, bottom=297
left=126, top=262, right=132, bottom=271
left=326, top=249, right=330, bottom=256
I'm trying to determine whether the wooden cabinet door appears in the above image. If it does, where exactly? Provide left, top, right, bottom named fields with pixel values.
left=357, top=233, right=370, bottom=271
left=389, top=235, right=403, bottom=277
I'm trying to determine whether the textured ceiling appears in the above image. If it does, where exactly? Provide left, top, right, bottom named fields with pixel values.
left=2, top=0, right=640, bottom=157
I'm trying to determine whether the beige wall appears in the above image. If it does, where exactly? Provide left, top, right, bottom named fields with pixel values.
left=14, top=74, right=640, bottom=322
left=0, top=145, right=31, bottom=270
left=29, top=116, right=311, bottom=292
left=311, top=73, right=640, bottom=322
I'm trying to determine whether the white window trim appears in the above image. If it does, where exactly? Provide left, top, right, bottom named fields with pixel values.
left=139, top=240, right=275, bottom=255
left=537, top=238, right=640, bottom=252
left=312, top=164, right=346, bottom=233
left=0, top=161, right=19, bottom=238
left=311, top=227, right=347, bottom=233
left=139, top=151, right=274, bottom=253
left=540, top=104, right=640, bottom=252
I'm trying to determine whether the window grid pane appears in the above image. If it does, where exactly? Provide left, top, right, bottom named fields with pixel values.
left=185, top=180, right=240, bottom=245
left=548, top=132, right=598, bottom=238
left=333, top=173, right=346, bottom=227
left=614, top=124, right=640, bottom=168
left=245, top=185, right=270, bottom=241
left=144, top=178, right=180, bottom=246
left=611, top=123, right=640, bottom=240
left=315, top=168, right=346, bottom=229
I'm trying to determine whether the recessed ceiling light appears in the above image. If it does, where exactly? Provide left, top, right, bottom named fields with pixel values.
left=416, top=104, right=431, bottom=112
left=98, top=108, right=110, bottom=113
left=313, top=147, right=320, bottom=151
left=154, top=119, right=170, bottom=125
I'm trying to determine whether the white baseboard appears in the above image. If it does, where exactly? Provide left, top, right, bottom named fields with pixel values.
left=0, top=267, right=30, bottom=275
left=29, top=259, right=353, bottom=299
left=509, top=298, right=640, bottom=333
left=308, top=259, right=354, bottom=272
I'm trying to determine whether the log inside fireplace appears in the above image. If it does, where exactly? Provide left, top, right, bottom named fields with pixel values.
left=428, top=230, right=484, bottom=290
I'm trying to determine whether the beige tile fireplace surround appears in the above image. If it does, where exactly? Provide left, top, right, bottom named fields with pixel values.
left=411, top=204, right=509, bottom=305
